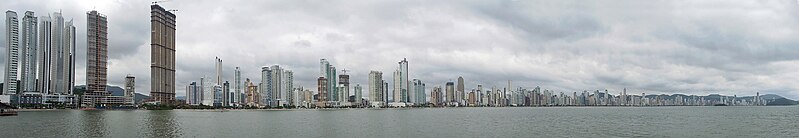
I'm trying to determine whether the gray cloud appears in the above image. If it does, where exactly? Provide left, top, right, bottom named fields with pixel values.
left=1, top=0, right=798, bottom=100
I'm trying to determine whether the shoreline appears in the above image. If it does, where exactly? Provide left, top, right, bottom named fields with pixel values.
left=12, top=105, right=793, bottom=112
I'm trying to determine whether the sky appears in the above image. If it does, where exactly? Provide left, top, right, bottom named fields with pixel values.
left=2, top=0, right=799, bottom=100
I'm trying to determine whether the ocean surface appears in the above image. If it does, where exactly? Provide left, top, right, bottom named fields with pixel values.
left=1, top=106, right=798, bottom=137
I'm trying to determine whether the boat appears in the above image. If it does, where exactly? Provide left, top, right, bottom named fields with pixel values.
left=0, top=102, right=18, bottom=116
left=0, top=110, right=17, bottom=116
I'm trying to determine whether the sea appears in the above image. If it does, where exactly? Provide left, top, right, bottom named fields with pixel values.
left=1, top=106, right=797, bottom=137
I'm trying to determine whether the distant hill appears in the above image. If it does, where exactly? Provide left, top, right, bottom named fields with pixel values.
left=766, top=98, right=798, bottom=106
left=108, top=86, right=124, bottom=96
left=135, top=93, right=149, bottom=104
left=760, top=94, right=784, bottom=100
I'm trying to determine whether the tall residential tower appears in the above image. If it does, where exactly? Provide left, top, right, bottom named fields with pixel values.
left=149, top=4, right=177, bottom=104
left=86, top=10, right=108, bottom=96
left=19, top=11, right=37, bottom=94
left=4, top=11, right=19, bottom=95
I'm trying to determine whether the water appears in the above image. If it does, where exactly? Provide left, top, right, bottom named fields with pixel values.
left=1, top=106, right=798, bottom=137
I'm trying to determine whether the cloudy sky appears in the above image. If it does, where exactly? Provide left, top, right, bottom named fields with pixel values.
left=2, top=0, right=799, bottom=99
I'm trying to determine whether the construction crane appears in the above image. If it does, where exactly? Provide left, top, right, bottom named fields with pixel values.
left=341, top=69, right=350, bottom=75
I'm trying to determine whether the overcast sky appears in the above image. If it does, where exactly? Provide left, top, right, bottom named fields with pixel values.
left=2, top=0, right=799, bottom=99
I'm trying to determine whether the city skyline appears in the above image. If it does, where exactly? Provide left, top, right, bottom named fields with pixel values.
left=1, top=0, right=799, bottom=100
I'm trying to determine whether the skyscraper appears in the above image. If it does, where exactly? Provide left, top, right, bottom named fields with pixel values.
left=477, top=84, right=483, bottom=105
left=431, top=86, right=443, bottom=106
left=412, top=79, right=425, bottom=105
left=124, top=75, right=135, bottom=104
left=48, top=12, right=76, bottom=95
left=256, top=65, right=293, bottom=107
left=368, top=71, right=383, bottom=106
left=86, top=10, right=108, bottom=96
left=393, top=58, right=409, bottom=104
left=186, top=81, right=200, bottom=105
left=446, top=82, right=455, bottom=105
left=4, top=11, right=19, bottom=95
left=622, top=88, right=627, bottom=106
left=284, top=70, right=293, bottom=106
left=261, top=66, right=272, bottom=105
left=37, top=14, right=51, bottom=95
left=215, top=57, right=222, bottom=85
left=319, top=59, right=338, bottom=106
left=338, top=69, right=349, bottom=105
left=393, top=71, right=402, bottom=103
left=456, top=76, right=464, bottom=104
left=383, top=81, right=389, bottom=104
left=201, top=76, right=214, bottom=106
left=223, top=81, right=230, bottom=106
left=270, top=65, right=282, bottom=106
left=317, top=77, right=327, bottom=105
left=19, top=11, right=37, bottom=94
left=234, top=67, right=241, bottom=105
left=328, top=66, right=337, bottom=102
left=272, top=65, right=293, bottom=107
left=244, top=78, right=259, bottom=107
left=149, top=4, right=177, bottom=104
left=354, top=84, right=362, bottom=106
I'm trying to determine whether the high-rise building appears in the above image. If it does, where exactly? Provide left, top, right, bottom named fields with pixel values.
left=446, top=82, right=455, bottom=105
left=412, top=79, right=425, bottom=105
left=234, top=67, right=241, bottom=105
left=392, top=58, right=409, bottom=104
left=368, top=71, right=383, bottom=106
left=393, top=71, right=402, bottom=103
left=19, top=11, right=37, bottom=94
left=354, top=84, right=362, bottom=106
left=755, top=92, right=761, bottom=106
left=149, top=4, right=177, bottom=104
left=284, top=70, right=293, bottom=106
left=431, top=86, right=443, bottom=106
left=124, top=75, right=135, bottom=104
left=328, top=66, right=337, bottom=102
left=301, top=89, right=313, bottom=108
left=185, top=81, right=200, bottom=105
left=456, top=76, right=464, bottom=104
left=259, top=65, right=293, bottom=107
left=215, top=57, right=222, bottom=85
left=270, top=65, right=282, bottom=106
left=287, top=87, right=298, bottom=107
left=336, top=84, right=346, bottom=106
left=213, top=83, right=223, bottom=106
left=319, top=59, right=338, bottom=106
left=4, top=11, right=19, bottom=95
left=338, top=70, right=349, bottom=105
left=317, top=77, right=327, bottom=105
left=48, top=12, right=75, bottom=95
left=622, top=88, right=627, bottom=106
left=244, top=78, right=259, bottom=107
left=86, top=10, right=108, bottom=96
left=383, top=81, right=389, bottom=104
left=222, top=81, right=230, bottom=106
left=80, top=10, right=137, bottom=107
left=261, top=66, right=272, bottom=105
left=201, top=76, right=214, bottom=105
left=477, top=84, right=483, bottom=105
left=37, top=14, right=51, bottom=95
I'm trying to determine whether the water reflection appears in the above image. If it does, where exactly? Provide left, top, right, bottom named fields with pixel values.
left=79, top=111, right=106, bottom=137
left=145, top=110, right=182, bottom=137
